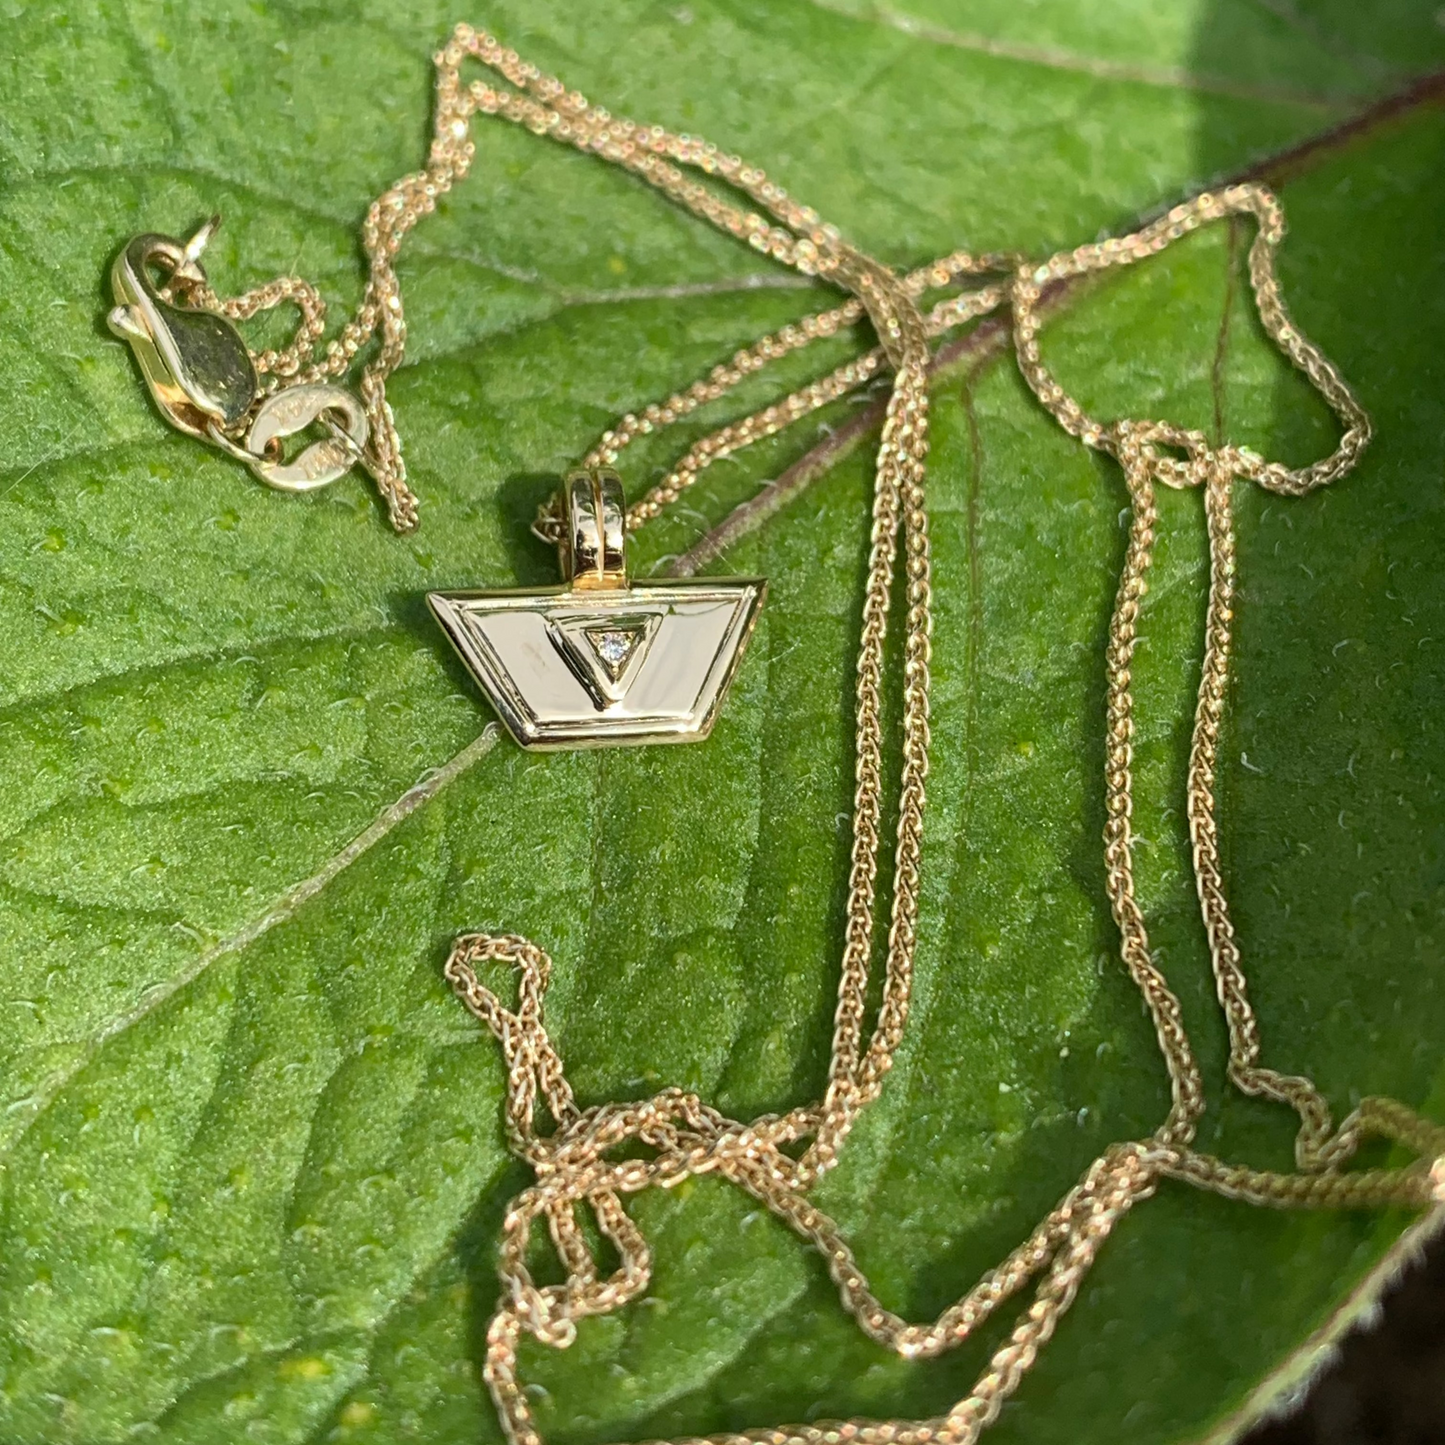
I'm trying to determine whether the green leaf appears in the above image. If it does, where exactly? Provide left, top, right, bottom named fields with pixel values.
left=0, top=3, right=1441, bottom=1443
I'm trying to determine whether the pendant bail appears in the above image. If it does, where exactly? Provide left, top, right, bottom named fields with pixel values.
left=560, top=469, right=627, bottom=590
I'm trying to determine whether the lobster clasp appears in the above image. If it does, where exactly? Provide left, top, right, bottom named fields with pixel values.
left=107, top=217, right=259, bottom=440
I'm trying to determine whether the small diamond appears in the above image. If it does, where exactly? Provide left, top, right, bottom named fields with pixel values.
left=582, top=624, right=646, bottom=684
left=594, top=630, right=633, bottom=668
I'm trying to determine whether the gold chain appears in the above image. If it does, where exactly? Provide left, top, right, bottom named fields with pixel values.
left=192, top=23, right=1445, bottom=1442
left=556, top=254, right=1011, bottom=541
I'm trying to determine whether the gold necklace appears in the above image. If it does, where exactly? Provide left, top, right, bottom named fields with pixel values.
left=432, top=35, right=1445, bottom=1445
left=104, top=23, right=1445, bottom=1445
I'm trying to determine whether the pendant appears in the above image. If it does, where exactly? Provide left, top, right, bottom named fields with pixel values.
left=428, top=471, right=765, bottom=750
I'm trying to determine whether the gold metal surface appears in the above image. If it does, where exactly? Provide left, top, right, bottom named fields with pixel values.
left=429, top=466, right=764, bottom=748
left=561, top=469, right=627, bottom=589
left=107, top=224, right=259, bottom=437
left=429, top=579, right=762, bottom=748
left=243, top=384, right=370, bottom=493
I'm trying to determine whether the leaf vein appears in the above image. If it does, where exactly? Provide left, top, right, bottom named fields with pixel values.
left=805, top=0, right=1352, bottom=110
left=0, top=724, right=501, bottom=1161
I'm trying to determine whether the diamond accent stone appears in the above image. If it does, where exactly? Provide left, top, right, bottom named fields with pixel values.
left=585, top=626, right=642, bottom=681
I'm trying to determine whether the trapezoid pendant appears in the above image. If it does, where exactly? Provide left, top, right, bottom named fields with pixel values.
left=428, top=470, right=765, bottom=750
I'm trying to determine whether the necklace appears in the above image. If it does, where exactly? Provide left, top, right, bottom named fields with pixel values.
left=104, top=23, right=1445, bottom=1445
left=428, top=33, right=1445, bottom=1445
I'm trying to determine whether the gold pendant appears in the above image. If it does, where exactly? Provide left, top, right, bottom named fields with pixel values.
left=429, top=471, right=764, bottom=750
